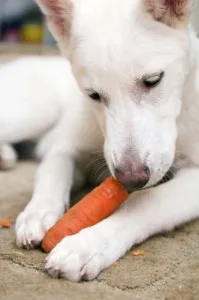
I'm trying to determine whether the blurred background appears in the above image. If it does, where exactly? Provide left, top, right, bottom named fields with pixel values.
left=0, top=0, right=198, bottom=46
left=0, top=0, right=55, bottom=46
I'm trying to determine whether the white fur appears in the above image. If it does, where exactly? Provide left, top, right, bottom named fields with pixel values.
left=0, top=0, right=195, bottom=281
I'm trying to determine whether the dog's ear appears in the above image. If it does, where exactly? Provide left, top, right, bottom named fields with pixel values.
left=35, top=0, right=73, bottom=41
left=142, top=0, right=193, bottom=28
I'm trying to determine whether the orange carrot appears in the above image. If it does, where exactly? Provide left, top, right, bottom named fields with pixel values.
left=42, top=177, right=128, bottom=253
left=0, top=215, right=12, bottom=228
left=132, top=249, right=145, bottom=256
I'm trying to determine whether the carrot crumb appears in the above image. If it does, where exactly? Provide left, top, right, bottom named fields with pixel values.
left=132, top=249, right=145, bottom=256
left=0, top=215, right=12, bottom=228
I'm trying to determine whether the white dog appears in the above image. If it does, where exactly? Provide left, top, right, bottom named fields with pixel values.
left=0, top=0, right=198, bottom=281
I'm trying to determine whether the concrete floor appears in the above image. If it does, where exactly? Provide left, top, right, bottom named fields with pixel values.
left=0, top=46, right=199, bottom=300
left=1, top=162, right=199, bottom=300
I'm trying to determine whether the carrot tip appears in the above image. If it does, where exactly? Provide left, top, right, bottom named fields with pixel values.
left=132, top=249, right=145, bottom=256
left=0, top=215, right=12, bottom=228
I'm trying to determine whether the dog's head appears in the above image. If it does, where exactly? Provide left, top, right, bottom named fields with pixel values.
left=37, top=0, right=193, bottom=191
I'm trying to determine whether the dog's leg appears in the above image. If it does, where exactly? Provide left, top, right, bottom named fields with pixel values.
left=45, top=167, right=199, bottom=281
left=15, top=151, right=77, bottom=249
left=0, top=144, right=17, bottom=170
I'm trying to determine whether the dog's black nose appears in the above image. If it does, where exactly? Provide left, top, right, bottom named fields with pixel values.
left=115, top=165, right=150, bottom=192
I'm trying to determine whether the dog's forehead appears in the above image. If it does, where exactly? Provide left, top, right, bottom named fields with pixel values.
left=73, top=26, right=185, bottom=79
left=74, top=0, right=139, bottom=23
left=70, top=0, right=189, bottom=90
left=72, top=1, right=187, bottom=72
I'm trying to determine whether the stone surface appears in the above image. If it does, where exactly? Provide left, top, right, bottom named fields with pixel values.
left=0, top=162, right=199, bottom=300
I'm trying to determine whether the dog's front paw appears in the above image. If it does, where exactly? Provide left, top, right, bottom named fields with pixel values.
left=45, top=230, right=111, bottom=282
left=15, top=209, right=61, bottom=249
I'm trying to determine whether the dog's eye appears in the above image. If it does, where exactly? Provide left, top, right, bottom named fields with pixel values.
left=88, top=92, right=101, bottom=102
left=143, top=72, right=164, bottom=88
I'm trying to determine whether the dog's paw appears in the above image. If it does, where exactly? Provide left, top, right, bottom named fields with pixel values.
left=0, top=144, right=17, bottom=170
left=15, top=210, right=61, bottom=249
left=45, top=230, right=110, bottom=282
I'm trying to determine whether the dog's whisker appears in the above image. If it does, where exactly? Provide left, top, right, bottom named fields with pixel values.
left=85, top=156, right=105, bottom=170
left=89, top=163, right=107, bottom=182
left=97, top=167, right=110, bottom=183
left=90, top=149, right=104, bottom=155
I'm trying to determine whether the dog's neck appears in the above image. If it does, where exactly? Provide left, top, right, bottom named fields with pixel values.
left=183, top=26, right=199, bottom=100
left=176, top=27, right=199, bottom=165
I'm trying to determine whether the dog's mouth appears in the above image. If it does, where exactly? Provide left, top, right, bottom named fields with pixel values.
left=101, top=154, right=176, bottom=192
left=156, top=168, right=176, bottom=186
left=125, top=168, right=176, bottom=194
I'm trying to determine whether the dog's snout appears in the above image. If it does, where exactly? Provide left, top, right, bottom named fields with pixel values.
left=115, top=164, right=150, bottom=192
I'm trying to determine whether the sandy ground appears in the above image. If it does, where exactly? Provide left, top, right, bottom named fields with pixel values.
left=0, top=44, right=199, bottom=300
